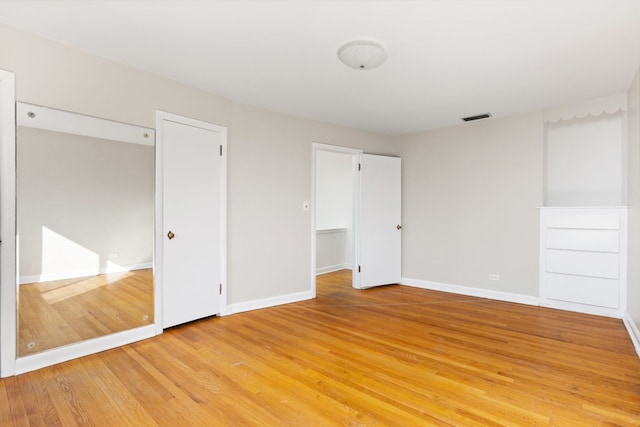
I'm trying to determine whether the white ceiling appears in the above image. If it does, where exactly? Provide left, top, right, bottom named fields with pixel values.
left=1, top=0, right=640, bottom=135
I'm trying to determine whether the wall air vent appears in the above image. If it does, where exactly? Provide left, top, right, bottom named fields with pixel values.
left=461, top=113, right=492, bottom=122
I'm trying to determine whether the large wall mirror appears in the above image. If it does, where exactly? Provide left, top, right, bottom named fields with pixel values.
left=15, top=103, right=154, bottom=357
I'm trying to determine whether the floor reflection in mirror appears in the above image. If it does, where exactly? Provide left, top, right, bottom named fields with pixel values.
left=18, top=269, right=153, bottom=357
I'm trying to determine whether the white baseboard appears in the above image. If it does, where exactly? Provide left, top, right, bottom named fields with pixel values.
left=226, top=290, right=314, bottom=315
left=539, top=299, right=624, bottom=319
left=400, top=277, right=540, bottom=306
left=316, top=263, right=352, bottom=275
left=623, top=313, right=640, bottom=359
left=19, top=262, right=153, bottom=285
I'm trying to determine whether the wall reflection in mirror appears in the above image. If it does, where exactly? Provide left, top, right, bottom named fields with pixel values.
left=16, top=103, right=154, bottom=357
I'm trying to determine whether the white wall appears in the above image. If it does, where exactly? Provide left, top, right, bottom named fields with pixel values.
left=0, top=24, right=394, bottom=310
left=545, top=113, right=624, bottom=206
left=316, top=151, right=353, bottom=230
left=627, top=68, right=640, bottom=332
left=227, top=102, right=393, bottom=305
left=316, top=229, right=350, bottom=274
left=397, top=113, right=543, bottom=296
left=315, top=151, right=353, bottom=273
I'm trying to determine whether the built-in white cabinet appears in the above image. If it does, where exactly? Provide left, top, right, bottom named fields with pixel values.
left=539, top=207, right=627, bottom=317
left=540, top=95, right=628, bottom=318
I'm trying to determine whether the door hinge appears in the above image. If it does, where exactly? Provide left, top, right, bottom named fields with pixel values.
left=358, top=163, right=361, bottom=171
left=220, top=145, right=223, bottom=156
left=219, top=283, right=222, bottom=295
left=358, top=265, right=361, bottom=273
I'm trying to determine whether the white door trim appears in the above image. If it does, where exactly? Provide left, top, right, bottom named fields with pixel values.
left=155, top=111, right=228, bottom=331
left=311, top=143, right=362, bottom=295
left=0, top=69, right=16, bottom=377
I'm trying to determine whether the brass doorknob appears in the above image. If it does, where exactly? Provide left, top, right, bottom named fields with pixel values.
left=397, top=225, right=402, bottom=230
left=167, top=231, right=175, bottom=240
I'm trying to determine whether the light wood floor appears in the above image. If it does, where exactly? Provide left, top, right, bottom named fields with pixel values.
left=18, top=269, right=154, bottom=356
left=2, top=269, right=639, bottom=426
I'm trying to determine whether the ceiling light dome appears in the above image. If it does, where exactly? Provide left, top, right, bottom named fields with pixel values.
left=337, top=40, right=387, bottom=70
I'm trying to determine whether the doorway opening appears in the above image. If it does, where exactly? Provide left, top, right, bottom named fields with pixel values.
left=311, top=143, right=362, bottom=297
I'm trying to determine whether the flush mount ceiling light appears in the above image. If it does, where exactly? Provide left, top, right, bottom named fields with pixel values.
left=337, top=40, right=387, bottom=70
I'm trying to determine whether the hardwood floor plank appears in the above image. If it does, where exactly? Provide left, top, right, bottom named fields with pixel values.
left=48, top=361, right=103, bottom=426
left=243, top=308, right=550, bottom=426
left=207, top=320, right=441, bottom=425
left=173, top=329, right=373, bottom=426
left=129, top=334, right=289, bottom=426
left=2, top=270, right=640, bottom=425
left=15, top=371, right=60, bottom=426
left=1, top=376, right=29, bottom=426
left=78, top=356, right=157, bottom=426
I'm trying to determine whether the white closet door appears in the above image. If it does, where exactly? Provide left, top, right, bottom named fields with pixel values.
left=358, top=154, right=402, bottom=288
left=160, top=117, right=225, bottom=328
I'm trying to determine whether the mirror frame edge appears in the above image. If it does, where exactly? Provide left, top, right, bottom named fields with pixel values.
left=0, top=69, right=17, bottom=378
left=154, top=111, right=165, bottom=334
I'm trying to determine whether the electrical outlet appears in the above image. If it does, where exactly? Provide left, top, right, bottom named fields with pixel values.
left=488, top=274, right=500, bottom=281
left=109, top=252, right=119, bottom=260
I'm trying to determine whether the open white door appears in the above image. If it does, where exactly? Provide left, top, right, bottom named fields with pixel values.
left=357, top=154, right=401, bottom=289
left=158, top=113, right=226, bottom=328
